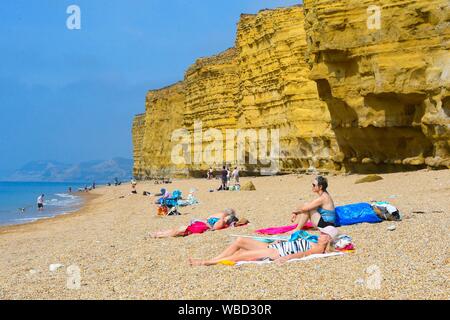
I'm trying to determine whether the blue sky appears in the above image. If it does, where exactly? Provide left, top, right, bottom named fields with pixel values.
left=0, top=0, right=301, bottom=175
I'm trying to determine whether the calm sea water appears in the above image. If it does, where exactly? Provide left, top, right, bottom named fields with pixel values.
left=0, top=182, right=89, bottom=226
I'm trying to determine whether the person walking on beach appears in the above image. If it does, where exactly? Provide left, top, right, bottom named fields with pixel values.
left=231, top=167, right=240, bottom=185
left=207, top=167, right=213, bottom=180
left=131, top=178, right=137, bottom=194
left=220, top=166, right=228, bottom=190
left=37, top=194, right=45, bottom=211
left=291, top=176, right=336, bottom=232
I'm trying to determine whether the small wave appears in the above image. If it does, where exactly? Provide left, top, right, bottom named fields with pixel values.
left=44, top=193, right=81, bottom=207
left=55, top=193, right=77, bottom=199
left=13, top=217, right=39, bottom=223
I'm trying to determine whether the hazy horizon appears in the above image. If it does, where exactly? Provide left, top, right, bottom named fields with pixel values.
left=0, top=0, right=302, bottom=173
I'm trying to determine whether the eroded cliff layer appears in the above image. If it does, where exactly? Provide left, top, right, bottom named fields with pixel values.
left=132, top=114, right=146, bottom=179
left=183, top=48, right=240, bottom=175
left=134, top=5, right=340, bottom=178
left=137, top=82, right=186, bottom=179
left=133, top=2, right=449, bottom=178
left=303, top=0, right=450, bottom=172
left=235, top=8, right=338, bottom=172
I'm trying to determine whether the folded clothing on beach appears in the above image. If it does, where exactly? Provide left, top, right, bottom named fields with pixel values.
left=255, top=221, right=314, bottom=235
left=333, top=234, right=355, bottom=252
left=371, top=202, right=402, bottom=221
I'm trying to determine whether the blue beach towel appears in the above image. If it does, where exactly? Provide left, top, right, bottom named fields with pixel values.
left=335, top=203, right=382, bottom=226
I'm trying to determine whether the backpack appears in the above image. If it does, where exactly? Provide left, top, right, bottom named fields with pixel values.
left=371, top=202, right=402, bottom=221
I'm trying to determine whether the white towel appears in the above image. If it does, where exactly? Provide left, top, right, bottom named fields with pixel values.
left=230, top=234, right=289, bottom=242
left=235, top=252, right=344, bottom=266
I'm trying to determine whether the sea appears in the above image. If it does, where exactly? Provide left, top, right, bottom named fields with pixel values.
left=0, top=182, right=90, bottom=226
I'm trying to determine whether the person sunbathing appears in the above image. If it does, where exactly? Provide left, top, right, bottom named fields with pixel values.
left=149, top=208, right=240, bottom=238
left=291, top=176, right=336, bottom=232
left=189, top=226, right=338, bottom=266
left=154, top=188, right=170, bottom=204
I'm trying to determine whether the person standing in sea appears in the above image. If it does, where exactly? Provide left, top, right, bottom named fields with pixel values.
left=37, top=194, right=45, bottom=211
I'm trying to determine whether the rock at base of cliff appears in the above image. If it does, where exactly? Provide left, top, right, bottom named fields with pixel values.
left=355, top=175, right=384, bottom=184
left=241, top=181, right=256, bottom=191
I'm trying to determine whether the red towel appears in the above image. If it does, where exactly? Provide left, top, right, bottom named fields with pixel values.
left=184, top=221, right=210, bottom=235
left=256, top=221, right=314, bottom=235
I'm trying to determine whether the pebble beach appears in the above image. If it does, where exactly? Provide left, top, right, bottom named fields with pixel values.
left=0, top=170, right=449, bottom=300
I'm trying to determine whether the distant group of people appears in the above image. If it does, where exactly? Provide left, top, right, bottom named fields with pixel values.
left=32, top=178, right=126, bottom=213
left=106, top=178, right=123, bottom=187
left=206, top=166, right=240, bottom=191
left=219, top=166, right=240, bottom=190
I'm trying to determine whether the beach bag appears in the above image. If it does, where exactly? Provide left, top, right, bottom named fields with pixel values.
left=157, top=206, right=168, bottom=216
left=371, top=202, right=402, bottom=221
left=335, top=203, right=382, bottom=226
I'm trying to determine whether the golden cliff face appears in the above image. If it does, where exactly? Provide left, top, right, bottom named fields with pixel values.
left=235, top=8, right=339, bottom=172
left=133, top=2, right=449, bottom=178
left=183, top=48, right=240, bottom=175
left=132, top=114, right=146, bottom=179
left=137, top=82, right=186, bottom=178
left=303, top=0, right=450, bottom=171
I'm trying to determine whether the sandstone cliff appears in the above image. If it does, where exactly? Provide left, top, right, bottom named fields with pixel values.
left=135, top=82, right=186, bottom=179
left=132, top=114, right=146, bottom=178
left=303, top=0, right=450, bottom=172
left=235, top=8, right=338, bottom=172
left=184, top=48, right=240, bottom=176
left=132, top=2, right=449, bottom=179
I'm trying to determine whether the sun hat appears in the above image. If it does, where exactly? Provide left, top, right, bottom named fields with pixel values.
left=318, top=226, right=339, bottom=240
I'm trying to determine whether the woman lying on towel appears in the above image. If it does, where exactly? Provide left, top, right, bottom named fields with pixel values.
left=189, top=226, right=338, bottom=266
left=149, top=208, right=241, bottom=238
left=291, top=176, right=337, bottom=232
